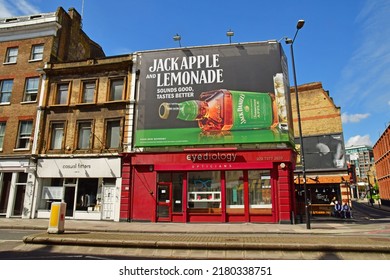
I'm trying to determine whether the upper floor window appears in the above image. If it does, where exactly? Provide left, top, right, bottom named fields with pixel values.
left=0, top=122, right=6, bottom=151
left=106, top=119, right=121, bottom=149
left=5, top=47, right=18, bottom=64
left=16, top=120, right=33, bottom=149
left=81, top=81, right=96, bottom=103
left=77, top=121, right=92, bottom=149
left=23, top=77, right=39, bottom=102
left=0, top=80, right=13, bottom=104
left=30, top=44, right=44, bottom=61
left=109, top=78, right=124, bottom=101
left=55, top=83, right=69, bottom=105
left=49, top=122, right=65, bottom=150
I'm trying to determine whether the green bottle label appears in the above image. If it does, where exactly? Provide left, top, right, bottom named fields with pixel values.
left=178, top=100, right=199, bottom=120
left=231, top=90, right=273, bottom=129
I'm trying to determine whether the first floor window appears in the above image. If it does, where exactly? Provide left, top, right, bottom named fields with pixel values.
left=77, top=121, right=92, bottom=149
left=16, top=120, right=33, bottom=149
left=106, top=119, right=121, bottom=149
left=50, top=122, right=65, bottom=150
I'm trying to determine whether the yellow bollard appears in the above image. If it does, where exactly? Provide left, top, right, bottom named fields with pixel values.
left=47, top=202, right=66, bottom=234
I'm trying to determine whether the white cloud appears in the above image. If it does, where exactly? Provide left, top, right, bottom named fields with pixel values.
left=0, top=0, right=40, bottom=17
left=345, top=135, right=372, bottom=147
left=341, top=112, right=370, bottom=123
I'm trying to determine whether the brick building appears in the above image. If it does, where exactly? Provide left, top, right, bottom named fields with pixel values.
left=373, top=124, right=390, bottom=207
left=290, top=82, right=349, bottom=216
left=33, top=54, right=133, bottom=221
left=0, top=7, right=104, bottom=219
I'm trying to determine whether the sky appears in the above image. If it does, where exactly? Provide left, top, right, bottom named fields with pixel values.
left=1, top=0, right=389, bottom=148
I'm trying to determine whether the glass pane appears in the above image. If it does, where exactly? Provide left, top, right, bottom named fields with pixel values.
left=249, top=170, right=272, bottom=212
left=56, top=84, right=68, bottom=104
left=226, top=170, right=244, bottom=214
left=110, top=79, right=123, bottom=101
left=25, top=77, right=39, bottom=101
left=1, top=80, right=13, bottom=103
left=106, top=120, right=120, bottom=148
left=188, top=171, right=221, bottom=213
left=32, top=45, right=43, bottom=60
left=82, top=82, right=95, bottom=103
left=50, top=123, right=64, bottom=149
left=76, top=178, right=98, bottom=211
left=78, top=122, right=91, bottom=149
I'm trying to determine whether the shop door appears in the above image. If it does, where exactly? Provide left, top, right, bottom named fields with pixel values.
left=102, top=186, right=115, bottom=220
left=0, top=173, right=12, bottom=215
left=64, top=186, right=76, bottom=217
left=157, top=183, right=172, bottom=222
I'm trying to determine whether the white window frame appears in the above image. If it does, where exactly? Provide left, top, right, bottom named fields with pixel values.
left=4, top=47, right=18, bottom=64
left=16, top=120, right=33, bottom=150
left=30, top=44, right=44, bottom=61
left=0, top=79, right=13, bottom=104
left=23, top=77, right=39, bottom=102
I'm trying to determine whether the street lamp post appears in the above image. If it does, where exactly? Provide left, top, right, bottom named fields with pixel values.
left=285, top=19, right=311, bottom=229
left=173, top=33, right=182, bottom=47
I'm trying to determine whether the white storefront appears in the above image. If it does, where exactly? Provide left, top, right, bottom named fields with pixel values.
left=0, top=158, right=37, bottom=219
left=34, top=157, right=121, bottom=221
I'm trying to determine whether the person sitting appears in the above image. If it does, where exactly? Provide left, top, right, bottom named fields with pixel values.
left=342, top=203, right=352, bottom=218
left=333, top=201, right=342, bottom=218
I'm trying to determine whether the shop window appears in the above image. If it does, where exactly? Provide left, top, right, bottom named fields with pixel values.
left=248, top=170, right=271, bottom=214
left=16, top=120, right=33, bottom=149
left=4, top=47, right=18, bottom=64
left=108, top=78, right=124, bottom=101
left=188, top=171, right=221, bottom=214
left=38, top=178, right=63, bottom=210
left=0, top=173, right=13, bottom=214
left=81, top=81, right=96, bottom=103
left=30, top=44, right=44, bottom=61
left=76, top=178, right=99, bottom=211
left=55, top=83, right=69, bottom=105
left=226, top=170, right=244, bottom=214
left=105, top=119, right=121, bottom=149
left=23, top=77, right=39, bottom=102
left=0, top=79, right=13, bottom=104
left=77, top=121, right=92, bottom=149
left=0, top=122, right=5, bottom=151
left=49, top=122, right=65, bottom=150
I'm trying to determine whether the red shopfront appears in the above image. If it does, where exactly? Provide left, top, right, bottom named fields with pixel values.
left=120, top=148, right=296, bottom=223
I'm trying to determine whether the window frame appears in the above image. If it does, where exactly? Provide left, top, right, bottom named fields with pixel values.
left=108, top=77, right=125, bottom=101
left=23, top=77, right=39, bottom=102
left=105, top=118, right=122, bottom=149
left=30, top=44, right=44, bottom=61
left=53, top=83, right=70, bottom=105
left=0, top=122, right=6, bottom=151
left=76, top=120, right=93, bottom=150
left=48, top=121, right=66, bottom=150
left=80, top=80, right=97, bottom=104
left=0, top=79, right=13, bottom=104
left=4, top=47, right=18, bottom=64
left=15, top=120, right=33, bottom=150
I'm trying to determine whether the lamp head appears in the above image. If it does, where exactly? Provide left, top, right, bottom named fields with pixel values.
left=173, top=33, right=181, bottom=41
left=296, top=20, right=305, bottom=30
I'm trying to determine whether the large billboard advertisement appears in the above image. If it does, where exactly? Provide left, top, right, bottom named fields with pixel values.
left=134, top=42, right=294, bottom=147
left=295, top=134, right=347, bottom=171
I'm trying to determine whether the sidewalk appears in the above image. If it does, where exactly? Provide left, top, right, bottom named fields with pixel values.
left=1, top=200, right=390, bottom=259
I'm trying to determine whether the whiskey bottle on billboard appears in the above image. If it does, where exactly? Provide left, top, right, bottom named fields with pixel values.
left=158, top=89, right=278, bottom=131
